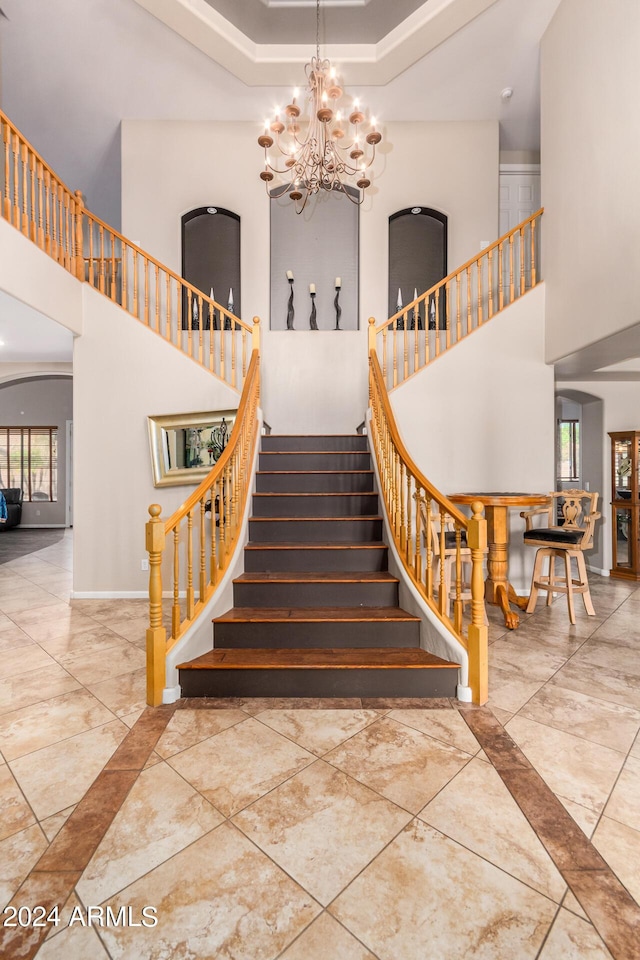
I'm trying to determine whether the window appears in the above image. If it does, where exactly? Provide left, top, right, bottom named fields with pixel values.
left=557, top=419, right=580, bottom=482
left=0, top=427, right=58, bottom=501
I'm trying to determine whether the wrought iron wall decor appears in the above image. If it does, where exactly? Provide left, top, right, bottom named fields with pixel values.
left=309, top=284, right=318, bottom=330
left=286, top=270, right=295, bottom=329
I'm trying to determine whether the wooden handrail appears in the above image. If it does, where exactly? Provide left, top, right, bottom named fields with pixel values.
left=369, top=350, right=488, bottom=703
left=371, top=209, right=544, bottom=392
left=0, top=108, right=258, bottom=392
left=368, top=347, right=469, bottom=528
left=145, top=350, right=261, bottom=706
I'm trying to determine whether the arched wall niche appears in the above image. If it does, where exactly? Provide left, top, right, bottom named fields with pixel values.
left=269, top=186, right=359, bottom=331
left=388, top=207, right=448, bottom=324
left=181, top=207, right=241, bottom=321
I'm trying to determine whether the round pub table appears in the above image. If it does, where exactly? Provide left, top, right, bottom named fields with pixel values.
left=448, top=492, right=549, bottom=629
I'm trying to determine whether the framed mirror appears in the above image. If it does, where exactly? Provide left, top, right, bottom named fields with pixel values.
left=147, top=409, right=236, bottom=488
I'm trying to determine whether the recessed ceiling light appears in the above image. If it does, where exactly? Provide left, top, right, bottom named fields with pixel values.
left=501, top=87, right=514, bottom=101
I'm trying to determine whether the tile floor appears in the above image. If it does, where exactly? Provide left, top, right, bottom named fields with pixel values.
left=0, top=529, right=639, bottom=959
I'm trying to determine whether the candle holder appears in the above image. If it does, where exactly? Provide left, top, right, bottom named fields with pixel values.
left=309, top=290, right=318, bottom=330
left=334, top=284, right=342, bottom=330
left=287, top=277, right=295, bottom=329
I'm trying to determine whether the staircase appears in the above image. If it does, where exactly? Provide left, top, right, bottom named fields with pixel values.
left=178, top=434, right=459, bottom=699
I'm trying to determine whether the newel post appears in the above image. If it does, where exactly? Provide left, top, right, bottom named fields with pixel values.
left=368, top=316, right=376, bottom=356
left=73, top=189, right=84, bottom=281
left=252, top=315, right=261, bottom=353
left=146, top=504, right=167, bottom=707
left=467, top=501, right=488, bottom=705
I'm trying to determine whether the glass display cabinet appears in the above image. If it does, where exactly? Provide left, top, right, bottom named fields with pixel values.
left=609, top=431, right=640, bottom=579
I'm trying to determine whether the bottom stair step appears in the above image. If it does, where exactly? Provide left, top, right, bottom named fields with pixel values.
left=178, top=647, right=460, bottom=698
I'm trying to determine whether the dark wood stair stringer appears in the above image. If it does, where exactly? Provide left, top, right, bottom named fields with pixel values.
left=178, top=434, right=460, bottom=698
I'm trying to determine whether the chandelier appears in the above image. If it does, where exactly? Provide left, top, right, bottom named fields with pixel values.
left=258, top=0, right=382, bottom=213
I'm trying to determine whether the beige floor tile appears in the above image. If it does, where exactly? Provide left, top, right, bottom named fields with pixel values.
left=9, top=601, right=73, bottom=626
left=0, top=763, right=37, bottom=840
left=592, top=817, right=640, bottom=904
left=108, top=615, right=149, bottom=643
left=487, top=662, right=546, bottom=714
left=330, top=820, right=557, bottom=960
left=40, top=804, right=77, bottom=842
left=37, top=626, right=130, bottom=659
left=234, top=759, right=411, bottom=906
left=0, top=663, right=81, bottom=716
left=537, top=908, right=613, bottom=959
left=0, top=589, right=65, bottom=614
left=0, top=688, right=116, bottom=760
left=603, top=755, right=640, bottom=832
left=279, top=912, right=377, bottom=960
left=386, top=708, right=481, bottom=755
left=0, top=622, right=35, bottom=652
left=155, top=708, right=246, bottom=758
left=255, top=708, right=380, bottom=757
left=98, top=823, right=321, bottom=960
left=490, top=705, right=513, bottom=725
left=0, top=643, right=57, bottom=679
left=575, top=639, right=640, bottom=679
left=506, top=715, right=625, bottom=814
left=71, top=598, right=149, bottom=622
left=547, top=657, right=640, bottom=711
left=9, top=719, right=128, bottom=819
left=37, top=923, right=111, bottom=959
left=77, top=762, right=224, bottom=905
left=0, top=823, right=48, bottom=908
left=18, top=612, right=106, bottom=644
left=489, top=638, right=568, bottom=681
left=519, top=684, right=640, bottom=753
left=43, top=892, right=84, bottom=941
left=631, top=733, right=640, bottom=760
left=120, top=709, right=144, bottom=728
left=324, top=716, right=472, bottom=814
left=168, top=716, right=315, bottom=817
left=419, top=757, right=566, bottom=902
left=87, top=668, right=148, bottom=717
left=56, top=642, right=145, bottom=685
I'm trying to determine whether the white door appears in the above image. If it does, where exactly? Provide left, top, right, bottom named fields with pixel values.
left=499, top=164, right=541, bottom=298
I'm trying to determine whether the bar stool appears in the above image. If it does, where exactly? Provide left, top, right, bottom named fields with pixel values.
left=520, top=490, right=601, bottom=625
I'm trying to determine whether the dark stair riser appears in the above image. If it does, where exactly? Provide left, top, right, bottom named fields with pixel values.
left=256, top=472, right=375, bottom=494
left=259, top=452, right=371, bottom=471
left=249, top=517, right=383, bottom=543
left=262, top=435, right=369, bottom=452
left=180, top=666, right=458, bottom=698
left=213, top=618, right=420, bottom=648
left=233, top=579, right=398, bottom=609
left=252, top=493, right=379, bottom=518
left=244, top=545, right=389, bottom=573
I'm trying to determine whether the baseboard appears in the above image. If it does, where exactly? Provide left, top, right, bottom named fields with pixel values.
left=71, top=590, right=149, bottom=599
left=17, top=524, right=67, bottom=529
left=586, top=565, right=609, bottom=576
left=163, top=685, right=181, bottom=704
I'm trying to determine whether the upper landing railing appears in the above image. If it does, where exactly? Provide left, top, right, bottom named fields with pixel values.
left=370, top=210, right=543, bottom=390
left=0, top=110, right=258, bottom=390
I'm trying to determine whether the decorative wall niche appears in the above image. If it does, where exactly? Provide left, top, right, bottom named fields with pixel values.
left=388, top=207, right=447, bottom=325
left=181, top=207, right=241, bottom=322
left=269, top=187, right=359, bottom=331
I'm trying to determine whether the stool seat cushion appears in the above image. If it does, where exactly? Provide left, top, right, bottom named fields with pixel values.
left=524, top=527, right=584, bottom=546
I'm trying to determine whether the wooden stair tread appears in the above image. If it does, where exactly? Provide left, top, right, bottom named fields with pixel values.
left=214, top=606, right=420, bottom=623
left=256, top=470, right=374, bottom=475
left=250, top=515, right=383, bottom=522
left=253, top=492, right=375, bottom=497
left=245, top=541, right=386, bottom=550
left=234, top=571, right=398, bottom=584
left=179, top=648, right=459, bottom=670
left=262, top=450, right=369, bottom=455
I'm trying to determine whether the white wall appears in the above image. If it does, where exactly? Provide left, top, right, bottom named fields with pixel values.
left=541, top=0, right=640, bottom=362
left=121, top=119, right=499, bottom=432
left=556, top=379, right=640, bottom=573
left=73, top=285, right=239, bottom=595
left=0, top=218, right=83, bottom=336
left=390, top=283, right=554, bottom=590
